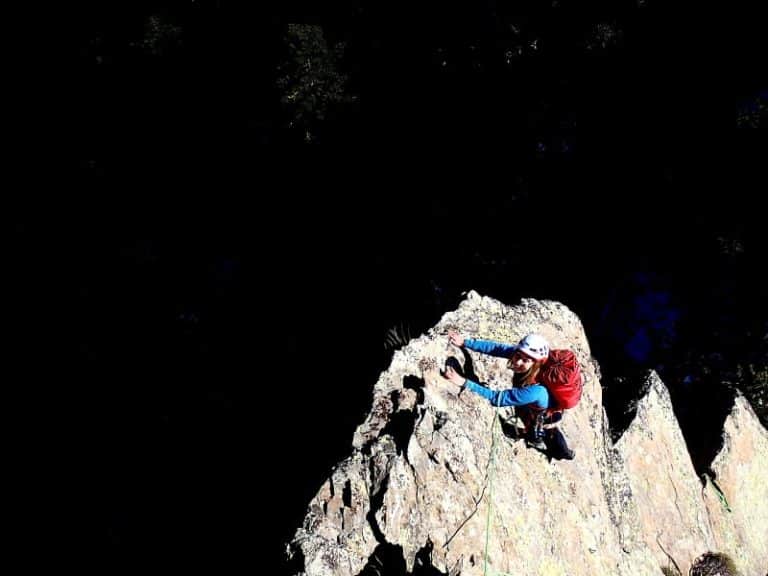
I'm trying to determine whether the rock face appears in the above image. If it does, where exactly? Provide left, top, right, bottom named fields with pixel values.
left=614, top=373, right=768, bottom=575
left=289, top=293, right=768, bottom=576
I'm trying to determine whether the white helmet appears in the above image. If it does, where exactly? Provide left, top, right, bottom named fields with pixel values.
left=517, top=333, right=550, bottom=361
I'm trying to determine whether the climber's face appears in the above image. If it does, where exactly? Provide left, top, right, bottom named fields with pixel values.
left=508, top=350, right=536, bottom=372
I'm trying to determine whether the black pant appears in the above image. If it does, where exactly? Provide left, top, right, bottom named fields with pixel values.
left=545, top=427, right=575, bottom=460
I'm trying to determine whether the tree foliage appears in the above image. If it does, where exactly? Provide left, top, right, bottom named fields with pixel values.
left=276, top=24, right=356, bottom=143
left=138, top=14, right=183, bottom=57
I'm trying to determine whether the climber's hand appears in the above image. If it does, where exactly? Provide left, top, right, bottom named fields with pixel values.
left=443, top=365, right=466, bottom=387
left=447, top=330, right=465, bottom=348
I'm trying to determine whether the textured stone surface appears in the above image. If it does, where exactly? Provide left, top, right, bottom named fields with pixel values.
left=705, top=395, right=768, bottom=576
left=614, top=372, right=717, bottom=575
left=289, top=292, right=768, bottom=576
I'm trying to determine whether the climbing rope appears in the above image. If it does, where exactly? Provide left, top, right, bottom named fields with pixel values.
left=482, top=397, right=515, bottom=576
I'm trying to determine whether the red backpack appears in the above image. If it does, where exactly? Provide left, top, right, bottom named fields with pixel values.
left=539, top=349, right=583, bottom=411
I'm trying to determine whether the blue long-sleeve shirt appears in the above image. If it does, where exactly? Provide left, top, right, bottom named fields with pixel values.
left=464, top=380, right=550, bottom=408
left=464, top=338, right=518, bottom=358
left=461, top=338, right=551, bottom=409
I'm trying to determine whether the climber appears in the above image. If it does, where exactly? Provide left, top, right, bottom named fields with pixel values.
left=443, top=330, right=581, bottom=460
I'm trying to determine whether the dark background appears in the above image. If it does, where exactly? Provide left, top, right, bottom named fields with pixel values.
left=69, top=0, right=767, bottom=573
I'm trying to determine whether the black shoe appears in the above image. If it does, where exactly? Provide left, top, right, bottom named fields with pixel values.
left=526, top=438, right=548, bottom=451
left=499, top=415, right=523, bottom=440
left=526, top=427, right=547, bottom=451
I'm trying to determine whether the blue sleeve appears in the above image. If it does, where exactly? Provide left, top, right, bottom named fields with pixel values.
left=464, top=381, right=550, bottom=409
left=464, top=338, right=517, bottom=358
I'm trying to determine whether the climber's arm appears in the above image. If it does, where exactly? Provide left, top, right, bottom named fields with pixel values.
left=463, top=380, right=550, bottom=409
left=464, top=338, right=517, bottom=358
